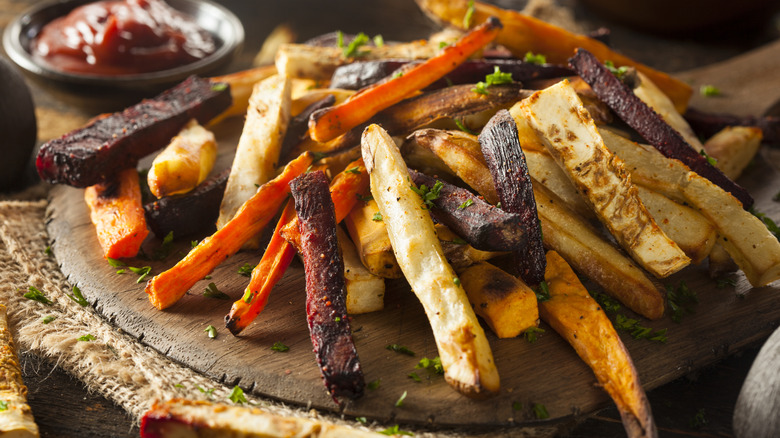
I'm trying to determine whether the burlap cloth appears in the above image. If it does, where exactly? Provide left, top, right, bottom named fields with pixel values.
left=0, top=183, right=558, bottom=437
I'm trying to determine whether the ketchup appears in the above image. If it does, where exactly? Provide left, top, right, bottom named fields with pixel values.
left=32, top=0, right=216, bottom=75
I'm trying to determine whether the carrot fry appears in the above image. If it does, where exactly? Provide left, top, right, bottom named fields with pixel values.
left=540, top=251, right=656, bottom=438
left=308, top=17, right=502, bottom=143
left=144, top=152, right=314, bottom=310
left=84, top=168, right=149, bottom=259
left=225, top=159, right=370, bottom=335
left=415, top=0, right=692, bottom=113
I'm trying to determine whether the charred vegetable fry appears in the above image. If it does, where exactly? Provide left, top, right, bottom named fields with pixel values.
left=217, top=75, right=292, bottom=235
left=569, top=49, right=753, bottom=210
left=309, top=17, right=503, bottom=142
left=541, top=251, right=657, bottom=438
left=147, top=119, right=217, bottom=198
left=459, top=262, right=539, bottom=338
left=84, top=168, right=149, bottom=259
left=289, top=170, right=365, bottom=402
left=520, top=80, right=690, bottom=278
left=145, top=152, right=313, bottom=310
left=479, top=109, right=546, bottom=286
left=0, top=304, right=39, bottom=438
left=415, top=0, right=692, bottom=113
left=362, top=124, right=499, bottom=398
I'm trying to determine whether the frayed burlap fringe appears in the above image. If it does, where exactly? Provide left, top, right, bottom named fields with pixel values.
left=0, top=200, right=555, bottom=437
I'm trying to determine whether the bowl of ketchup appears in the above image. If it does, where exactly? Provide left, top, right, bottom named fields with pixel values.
left=2, top=0, right=244, bottom=88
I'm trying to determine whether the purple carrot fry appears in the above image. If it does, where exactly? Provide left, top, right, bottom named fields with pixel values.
left=478, top=109, right=546, bottom=286
left=568, top=48, right=753, bottom=209
left=289, top=170, right=364, bottom=403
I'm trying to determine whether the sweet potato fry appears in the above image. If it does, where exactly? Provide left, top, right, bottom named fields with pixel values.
left=415, top=0, right=692, bottom=113
left=84, top=168, right=149, bottom=259
left=308, top=17, right=503, bottom=142
left=144, top=152, right=313, bottom=310
left=540, top=250, right=656, bottom=438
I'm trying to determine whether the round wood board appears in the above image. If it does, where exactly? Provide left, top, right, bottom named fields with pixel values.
left=44, top=39, right=780, bottom=436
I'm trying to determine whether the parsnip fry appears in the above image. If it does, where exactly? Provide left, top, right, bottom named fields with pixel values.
left=84, top=168, right=149, bottom=259
left=0, top=304, right=39, bottom=438
left=520, top=80, right=690, bottom=278
left=362, top=124, right=499, bottom=398
left=145, top=152, right=313, bottom=310
left=338, top=227, right=385, bottom=315
left=147, top=119, right=217, bottom=198
left=540, top=251, right=656, bottom=438
left=217, top=75, right=292, bottom=232
left=210, top=65, right=277, bottom=124
left=703, top=126, right=763, bottom=180
left=309, top=17, right=503, bottom=142
left=344, top=198, right=402, bottom=279
left=415, top=0, right=692, bottom=112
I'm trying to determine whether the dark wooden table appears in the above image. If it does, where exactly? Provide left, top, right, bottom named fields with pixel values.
left=3, top=0, right=779, bottom=436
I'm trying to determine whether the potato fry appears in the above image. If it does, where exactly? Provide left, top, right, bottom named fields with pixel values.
left=362, top=124, right=499, bottom=398
left=147, top=119, right=217, bottom=198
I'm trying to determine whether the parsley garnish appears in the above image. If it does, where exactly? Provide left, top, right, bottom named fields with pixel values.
left=532, top=402, right=549, bottom=419
left=453, top=277, right=461, bottom=286
left=205, top=325, right=217, bottom=339
left=78, top=334, right=96, bottom=342
left=129, top=266, right=152, bottom=283
left=534, top=281, right=550, bottom=302
left=392, top=71, right=404, bottom=79
left=380, top=425, right=413, bottom=436
left=451, top=237, right=468, bottom=245
left=416, top=356, right=444, bottom=374
left=345, top=166, right=361, bottom=174
left=463, top=0, right=475, bottom=28
left=604, top=60, right=630, bottom=80
left=615, top=314, right=668, bottom=342
left=666, top=281, right=698, bottom=323
left=395, top=390, right=408, bottom=407
left=699, top=149, right=718, bottom=165
left=107, top=257, right=126, bottom=268
left=44, top=245, right=53, bottom=256
left=454, top=119, right=477, bottom=135
left=458, top=199, right=475, bottom=209
left=750, top=207, right=780, bottom=241
left=690, top=408, right=707, bottom=429
left=512, top=401, right=523, bottom=411
left=334, top=316, right=342, bottom=322
left=197, top=386, right=215, bottom=398
left=524, top=52, right=547, bottom=65
left=66, top=285, right=89, bottom=306
left=372, top=212, right=383, bottom=222
left=149, top=231, right=175, bottom=261
left=228, top=386, right=248, bottom=404
left=24, top=286, right=52, bottom=305
left=408, top=372, right=422, bottom=382
left=523, top=327, right=545, bottom=343
left=592, top=292, right=621, bottom=314
left=439, top=41, right=451, bottom=49
left=237, top=263, right=255, bottom=277
left=356, top=193, right=373, bottom=202
left=356, top=416, right=368, bottom=424
left=42, top=315, right=56, bottom=324
left=716, top=276, right=737, bottom=289
left=191, top=240, right=199, bottom=248
left=373, top=34, right=384, bottom=47
left=203, top=282, right=230, bottom=300
left=410, top=180, right=443, bottom=210
left=342, top=32, right=370, bottom=58
left=0, top=401, right=7, bottom=411
left=473, top=66, right=513, bottom=95
left=367, top=379, right=381, bottom=390
left=242, top=290, right=253, bottom=304
left=386, top=344, right=415, bottom=356
left=271, top=341, right=289, bottom=352
left=211, top=83, right=228, bottom=92
left=700, top=85, right=721, bottom=97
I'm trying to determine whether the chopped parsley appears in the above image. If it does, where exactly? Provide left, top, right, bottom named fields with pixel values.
left=334, top=316, right=342, bottom=322
left=463, top=0, right=476, bottom=28
left=356, top=416, right=368, bottom=424
left=205, top=325, right=217, bottom=339
left=534, top=281, right=551, bottom=302
left=458, top=199, right=475, bottom=209
left=700, top=84, right=721, bottom=97
left=604, top=60, right=630, bottom=80
left=237, top=263, right=255, bottom=277
left=42, top=315, right=56, bottom=324
left=408, top=372, right=422, bottom=382
left=197, top=386, right=215, bottom=398
left=439, top=41, right=451, bottom=49
left=451, top=237, right=468, bottom=245
left=345, top=166, right=362, bottom=175
left=454, top=118, right=477, bottom=135
left=615, top=315, right=668, bottom=342
left=416, top=356, right=444, bottom=374
left=473, top=66, right=514, bottom=95
left=716, top=276, right=737, bottom=289
left=107, top=257, right=126, bottom=268
left=356, top=193, right=373, bottom=202
left=129, top=266, right=152, bottom=283
left=699, top=149, right=718, bottom=166
left=242, top=290, right=254, bottom=304
left=523, top=327, right=545, bottom=343
left=228, top=386, right=248, bottom=404
left=453, top=277, right=461, bottom=286
left=341, top=32, right=370, bottom=58
left=524, top=52, right=547, bottom=65
left=666, top=281, right=698, bottom=323
left=592, top=292, right=621, bottom=314
left=24, top=286, right=52, bottom=305
left=203, top=283, right=230, bottom=300
left=386, top=344, right=415, bottom=356
left=211, top=83, right=228, bottom=92
left=271, top=341, right=289, bottom=352
left=690, top=408, right=708, bottom=429
left=532, top=402, right=549, bottom=419
left=512, top=401, right=523, bottom=411
left=395, top=390, right=408, bottom=407
left=191, top=240, right=200, bottom=248
left=367, top=379, right=381, bottom=390
left=78, top=334, right=96, bottom=342
left=380, top=425, right=413, bottom=436
left=392, top=70, right=404, bottom=79
left=373, top=34, right=384, bottom=47
left=750, top=207, right=780, bottom=241
left=151, top=231, right=175, bottom=260
left=0, top=401, right=7, bottom=411
left=66, top=285, right=89, bottom=307
left=372, top=212, right=383, bottom=222
left=44, top=245, right=53, bottom=256
left=410, top=180, right=443, bottom=210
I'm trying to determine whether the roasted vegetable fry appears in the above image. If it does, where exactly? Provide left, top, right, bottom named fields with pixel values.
left=84, top=168, right=149, bottom=259
left=520, top=80, right=690, bottom=278
left=344, top=198, right=402, bottom=279
left=362, top=123, right=499, bottom=398
left=600, top=128, right=780, bottom=287
left=0, top=304, right=39, bottom=438
left=523, top=148, right=593, bottom=219
left=217, top=75, right=292, bottom=234
left=210, top=65, right=277, bottom=124
left=540, top=251, right=657, bottom=438
left=459, top=262, right=539, bottom=339
left=415, top=0, right=692, bottom=113
left=309, top=17, right=503, bottom=142
left=703, top=126, right=763, bottom=180
left=569, top=49, right=753, bottom=210
left=145, top=152, right=313, bottom=310
left=479, top=109, right=546, bottom=285
left=290, top=170, right=365, bottom=402
left=435, top=224, right=506, bottom=272
left=147, top=119, right=217, bottom=198
left=338, top=227, right=385, bottom=314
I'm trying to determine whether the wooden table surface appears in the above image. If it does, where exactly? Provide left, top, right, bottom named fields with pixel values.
left=2, top=0, right=780, bottom=436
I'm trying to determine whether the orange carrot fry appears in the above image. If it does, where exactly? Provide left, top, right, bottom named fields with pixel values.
left=415, top=0, right=692, bottom=113
left=145, top=152, right=314, bottom=310
left=308, top=18, right=502, bottom=143
left=84, top=168, right=149, bottom=259
left=225, top=158, right=369, bottom=335
left=540, top=250, right=656, bottom=438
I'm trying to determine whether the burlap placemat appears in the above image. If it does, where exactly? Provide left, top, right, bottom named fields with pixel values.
left=0, top=194, right=556, bottom=437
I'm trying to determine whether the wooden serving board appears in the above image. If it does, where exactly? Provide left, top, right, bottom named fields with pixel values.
left=45, top=41, right=780, bottom=431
